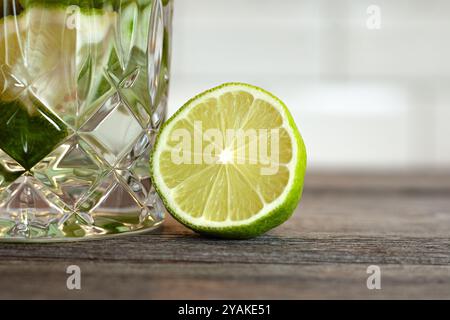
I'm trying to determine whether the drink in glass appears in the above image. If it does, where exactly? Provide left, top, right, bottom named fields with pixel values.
left=0, top=0, right=172, bottom=241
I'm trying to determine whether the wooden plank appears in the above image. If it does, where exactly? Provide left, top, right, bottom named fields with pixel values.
left=0, top=231, right=448, bottom=266
left=304, top=171, right=450, bottom=192
left=0, top=172, right=448, bottom=299
left=0, top=261, right=448, bottom=299
left=162, top=171, right=450, bottom=238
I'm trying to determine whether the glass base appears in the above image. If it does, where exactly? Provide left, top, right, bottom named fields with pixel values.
left=0, top=221, right=164, bottom=243
left=0, top=175, right=166, bottom=242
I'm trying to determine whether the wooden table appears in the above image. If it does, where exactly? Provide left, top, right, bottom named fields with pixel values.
left=0, top=172, right=449, bottom=299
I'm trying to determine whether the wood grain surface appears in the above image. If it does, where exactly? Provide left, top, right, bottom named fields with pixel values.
left=0, top=172, right=449, bottom=299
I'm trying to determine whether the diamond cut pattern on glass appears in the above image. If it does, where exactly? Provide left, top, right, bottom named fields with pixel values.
left=117, top=131, right=151, bottom=169
left=0, top=65, right=27, bottom=102
left=117, top=66, right=152, bottom=127
left=79, top=92, right=143, bottom=166
left=152, top=94, right=168, bottom=129
left=75, top=171, right=116, bottom=214
left=0, top=1, right=172, bottom=240
left=145, top=188, right=166, bottom=222
left=0, top=92, right=70, bottom=170
left=148, top=0, right=165, bottom=108
left=76, top=52, right=117, bottom=128
left=118, top=151, right=165, bottom=222
left=106, top=62, right=152, bottom=127
left=31, top=135, right=109, bottom=209
left=0, top=175, right=69, bottom=237
left=0, top=148, right=26, bottom=192
left=118, top=167, right=149, bottom=206
left=117, top=1, right=139, bottom=67
left=76, top=171, right=151, bottom=230
left=0, top=8, right=79, bottom=128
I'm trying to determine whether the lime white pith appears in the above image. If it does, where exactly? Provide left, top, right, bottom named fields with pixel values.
left=151, top=83, right=307, bottom=238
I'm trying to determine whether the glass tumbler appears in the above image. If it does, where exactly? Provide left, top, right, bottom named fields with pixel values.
left=0, top=0, right=173, bottom=241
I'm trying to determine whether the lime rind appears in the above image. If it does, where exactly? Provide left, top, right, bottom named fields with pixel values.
left=151, top=83, right=307, bottom=239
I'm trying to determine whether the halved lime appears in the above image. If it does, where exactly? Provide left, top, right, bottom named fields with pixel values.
left=151, top=83, right=307, bottom=239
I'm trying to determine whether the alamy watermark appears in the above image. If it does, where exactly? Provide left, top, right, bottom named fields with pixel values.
left=366, top=265, right=381, bottom=290
left=66, top=265, right=81, bottom=290
left=66, top=5, right=81, bottom=30
left=170, top=121, right=280, bottom=176
left=366, top=5, right=381, bottom=30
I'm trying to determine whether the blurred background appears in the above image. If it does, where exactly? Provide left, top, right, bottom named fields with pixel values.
left=168, top=0, right=450, bottom=171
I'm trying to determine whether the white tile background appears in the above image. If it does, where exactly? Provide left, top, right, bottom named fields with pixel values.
left=168, top=0, right=450, bottom=170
